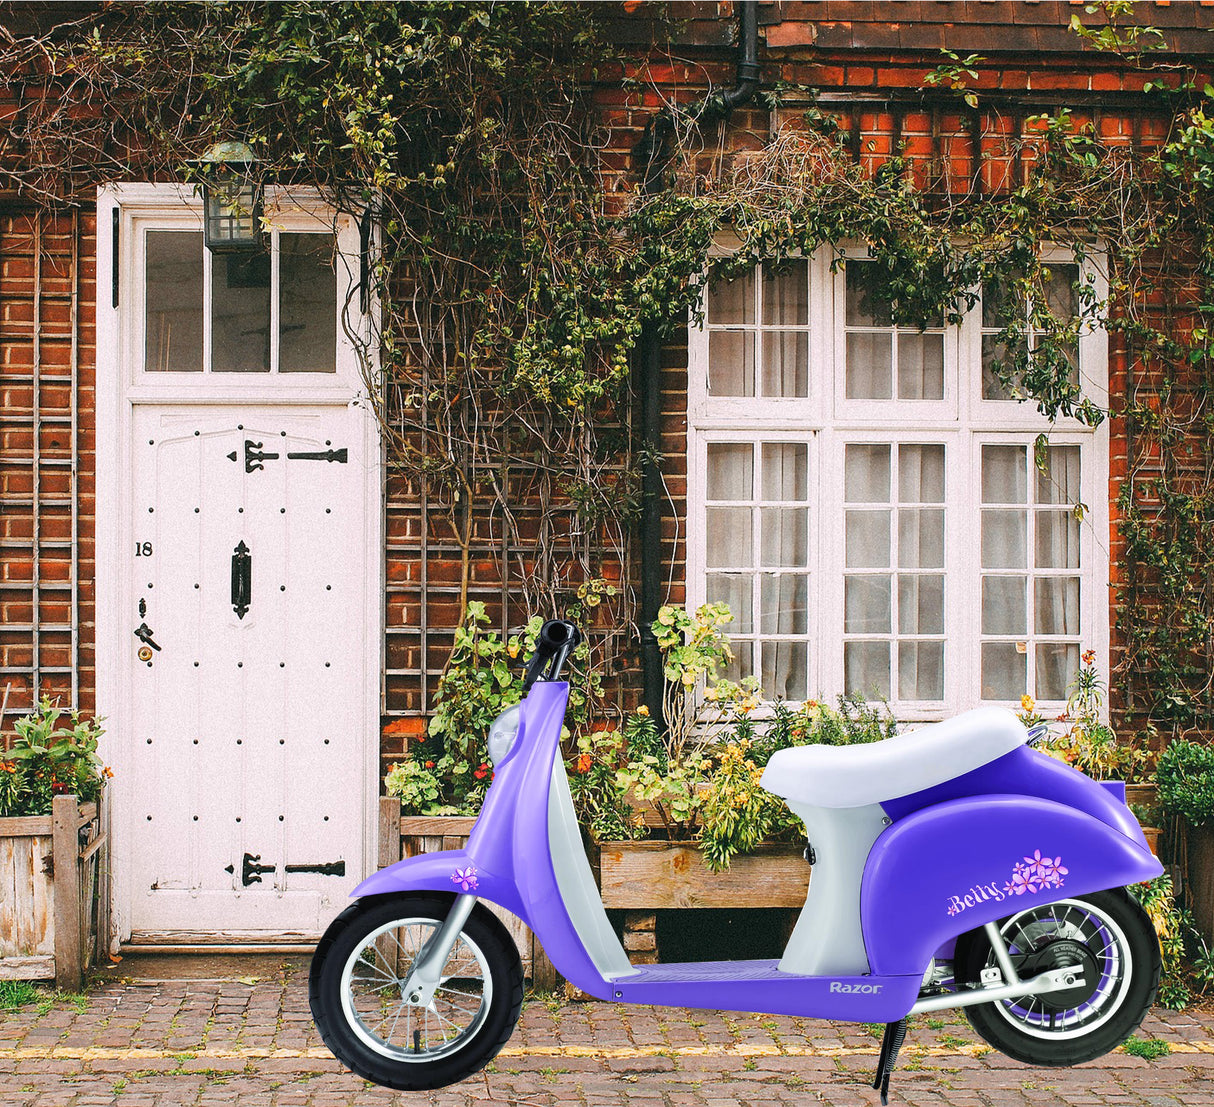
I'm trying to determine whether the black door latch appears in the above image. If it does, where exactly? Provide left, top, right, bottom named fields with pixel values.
left=224, top=852, right=276, bottom=886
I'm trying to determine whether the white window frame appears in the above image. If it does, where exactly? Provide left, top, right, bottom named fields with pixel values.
left=687, top=244, right=1109, bottom=722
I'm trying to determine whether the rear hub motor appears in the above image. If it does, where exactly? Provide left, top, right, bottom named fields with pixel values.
left=1018, top=938, right=1100, bottom=1010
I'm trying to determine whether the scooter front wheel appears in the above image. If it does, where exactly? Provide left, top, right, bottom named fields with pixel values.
left=955, top=888, right=1160, bottom=1066
left=309, top=892, right=524, bottom=1090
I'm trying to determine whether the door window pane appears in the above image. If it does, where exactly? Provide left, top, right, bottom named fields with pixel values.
left=763, top=262, right=808, bottom=325
left=845, top=444, right=891, bottom=502
left=212, top=253, right=271, bottom=372
left=845, top=641, right=891, bottom=698
left=981, top=446, right=1027, bottom=502
left=845, top=576, right=891, bottom=634
left=707, top=443, right=753, bottom=500
left=761, top=332, right=808, bottom=397
left=707, top=270, right=756, bottom=324
left=899, top=641, right=943, bottom=701
left=280, top=233, right=337, bottom=373
left=708, top=331, right=755, bottom=396
left=707, top=573, right=753, bottom=633
left=897, top=333, right=944, bottom=400
left=761, top=574, right=808, bottom=635
left=982, top=642, right=1026, bottom=700
left=846, top=332, right=892, bottom=399
left=706, top=508, right=752, bottom=567
left=898, top=574, right=944, bottom=635
left=982, top=577, right=1027, bottom=635
left=762, top=444, right=808, bottom=500
left=145, top=231, right=203, bottom=372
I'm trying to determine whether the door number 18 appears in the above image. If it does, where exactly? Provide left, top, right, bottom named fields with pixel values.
left=135, top=542, right=153, bottom=557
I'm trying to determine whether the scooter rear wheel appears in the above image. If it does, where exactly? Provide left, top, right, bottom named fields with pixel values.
left=955, top=888, right=1160, bottom=1067
left=309, top=892, right=523, bottom=1090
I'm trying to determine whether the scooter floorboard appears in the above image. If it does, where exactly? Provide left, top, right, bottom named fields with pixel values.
left=610, top=960, right=921, bottom=1022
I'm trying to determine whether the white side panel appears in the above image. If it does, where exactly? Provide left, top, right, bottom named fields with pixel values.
left=546, top=762, right=633, bottom=978
left=778, top=801, right=887, bottom=976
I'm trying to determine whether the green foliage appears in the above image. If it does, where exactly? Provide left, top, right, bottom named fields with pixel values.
left=1121, top=1036, right=1170, bottom=1060
left=1157, top=739, right=1214, bottom=827
left=1134, top=873, right=1190, bottom=1009
left=1040, top=653, right=1151, bottom=782
left=0, top=980, right=40, bottom=1010
left=0, top=697, right=109, bottom=818
left=698, top=739, right=800, bottom=872
left=922, top=49, right=986, bottom=109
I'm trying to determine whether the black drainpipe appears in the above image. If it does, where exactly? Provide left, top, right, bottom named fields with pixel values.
left=636, top=0, right=760, bottom=727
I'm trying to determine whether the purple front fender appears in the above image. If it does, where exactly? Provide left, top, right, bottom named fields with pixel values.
left=351, top=849, right=532, bottom=931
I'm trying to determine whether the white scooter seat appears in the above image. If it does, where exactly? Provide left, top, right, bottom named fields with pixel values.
left=760, top=706, right=1027, bottom=809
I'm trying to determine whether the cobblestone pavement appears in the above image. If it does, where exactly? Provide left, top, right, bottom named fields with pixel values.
left=1, top=955, right=1211, bottom=1107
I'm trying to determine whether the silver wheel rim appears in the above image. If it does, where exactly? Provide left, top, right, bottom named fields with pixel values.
left=989, top=898, right=1133, bottom=1040
left=339, top=916, right=493, bottom=1062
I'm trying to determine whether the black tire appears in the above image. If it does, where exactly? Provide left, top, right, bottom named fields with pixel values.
left=309, top=892, right=523, bottom=1090
left=955, top=888, right=1160, bottom=1067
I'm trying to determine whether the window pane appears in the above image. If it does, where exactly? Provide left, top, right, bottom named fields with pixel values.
left=145, top=231, right=204, bottom=372
left=845, top=444, right=890, bottom=503
left=845, top=641, right=890, bottom=698
left=846, top=510, right=890, bottom=568
left=981, top=334, right=1027, bottom=400
left=898, top=574, right=943, bottom=635
left=897, top=333, right=944, bottom=400
left=763, top=640, right=807, bottom=701
left=845, top=262, right=892, bottom=326
left=761, top=443, right=808, bottom=501
left=719, top=641, right=753, bottom=685
left=846, top=332, right=892, bottom=399
left=982, top=577, right=1027, bottom=635
left=706, top=508, right=751, bottom=567
left=761, top=332, right=808, bottom=397
left=845, top=576, right=891, bottom=634
left=212, top=253, right=271, bottom=372
left=762, top=261, right=807, bottom=325
left=761, top=574, right=808, bottom=635
left=707, top=270, right=755, bottom=324
left=1043, top=264, right=1080, bottom=320
left=760, top=508, right=808, bottom=567
left=898, top=444, right=944, bottom=502
left=1035, top=577, right=1080, bottom=635
left=1035, top=511, right=1080, bottom=569
left=708, top=330, right=755, bottom=396
left=1036, top=445, right=1081, bottom=504
left=982, top=445, right=1027, bottom=503
left=981, top=642, right=1026, bottom=700
left=981, top=278, right=1016, bottom=329
left=707, top=573, right=753, bottom=633
left=1036, top=642, right=1079, bottom=701
left=898, top=508, right=944, bottom=568
left=707, top=443, right=753, bottom=500
left=982, top=511, right=1027, bottom=569
left=280, top=233, right=337, bottom=373
left=900, top=641, right=943, bottom=701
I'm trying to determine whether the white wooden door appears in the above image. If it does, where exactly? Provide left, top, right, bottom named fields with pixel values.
left=127, top=405, right=370, bottom=934
left=97, top=187, right=382, bottom=943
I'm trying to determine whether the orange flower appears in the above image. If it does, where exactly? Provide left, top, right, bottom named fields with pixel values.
left=1082, top=649, right=1096, bottom=665
left=424, top=760, right=435, bottom=769
left=474, top=763, right=491, bottom=781
left=575, top=753, right=593, bottom=774
left=0, top=761, right=14, bottom=773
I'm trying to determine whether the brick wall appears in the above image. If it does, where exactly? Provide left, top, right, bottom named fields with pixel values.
left=2, top=2, right=1212, bottom=750
left=0, top=206, right=95, bottom=725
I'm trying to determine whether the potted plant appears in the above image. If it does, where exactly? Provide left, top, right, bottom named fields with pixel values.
left=0, top=696, right=110, bottom=987
left=593, top=604, right=896, bottom=962
left=1157, top=737, right=1214, bottom=940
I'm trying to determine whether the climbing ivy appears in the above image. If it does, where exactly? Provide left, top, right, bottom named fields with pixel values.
left=0, top=1, right=1211, bottom=738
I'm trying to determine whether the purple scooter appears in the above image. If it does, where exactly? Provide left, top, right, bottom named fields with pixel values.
left=310, top=620, right=1163, bottom=1102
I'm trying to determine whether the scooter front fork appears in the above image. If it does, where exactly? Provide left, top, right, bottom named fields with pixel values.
left=399, top=893, right=478, bottom=1006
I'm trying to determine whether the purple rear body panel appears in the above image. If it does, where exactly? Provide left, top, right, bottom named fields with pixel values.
left=862, top=785, right=1162, bottom=976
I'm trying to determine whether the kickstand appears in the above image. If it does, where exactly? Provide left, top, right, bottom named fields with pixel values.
left=872, top=1018, right=907, bottom=1105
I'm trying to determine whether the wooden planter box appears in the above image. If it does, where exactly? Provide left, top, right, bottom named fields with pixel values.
left=378, top=798, right=559, bottom=989
left=0, top=792, right=109, bottom=989
left=598, top=839, right=809, bottom=964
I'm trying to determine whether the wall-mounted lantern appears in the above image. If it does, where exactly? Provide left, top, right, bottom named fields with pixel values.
left=200, top=141, right=263, bottom=254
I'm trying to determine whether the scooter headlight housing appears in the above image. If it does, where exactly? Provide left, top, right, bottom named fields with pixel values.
left=487, top=704, right=522, bottom=765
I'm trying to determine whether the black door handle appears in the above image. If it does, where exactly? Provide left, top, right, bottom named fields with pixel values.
left=232, top=540, right=251, bottom=619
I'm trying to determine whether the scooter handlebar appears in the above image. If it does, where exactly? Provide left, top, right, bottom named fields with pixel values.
left=521, top=619, right=583, bottom=691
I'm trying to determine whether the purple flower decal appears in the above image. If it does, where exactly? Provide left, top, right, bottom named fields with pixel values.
left=452, top=865, right=479, bottom=892
left=1007, top=851, right=1066, bottom=894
